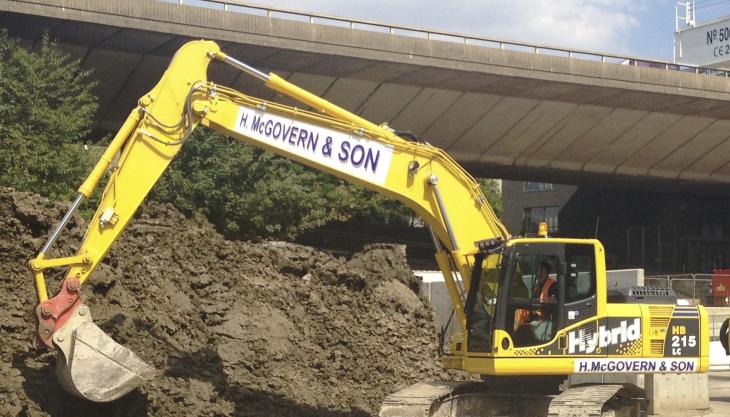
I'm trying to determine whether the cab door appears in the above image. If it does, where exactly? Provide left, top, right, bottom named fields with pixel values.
left=562, top=244, right=598, bottom=329
left=502, top=249, right=561, bottom=349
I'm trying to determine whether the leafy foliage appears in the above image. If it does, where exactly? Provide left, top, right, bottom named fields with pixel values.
left=478, top=178, right=502, bottom=218
left=0, top=30, right=98, bottom=201
left=152, top=128, right=414, bottom=240
left=152, top=128, right=502, bottom=240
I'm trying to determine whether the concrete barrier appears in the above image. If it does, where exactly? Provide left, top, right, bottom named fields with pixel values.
left=606, top=268, right=645, bottom=289
left=418, top=271, right=460, bottom=338
left=645, top=372, right=709, bottom=415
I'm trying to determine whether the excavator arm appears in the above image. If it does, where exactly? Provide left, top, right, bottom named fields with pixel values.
left=28, top=40, right=508, bottom=402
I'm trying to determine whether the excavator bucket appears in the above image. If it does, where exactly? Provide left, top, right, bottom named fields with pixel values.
left=52, top=304, right=156, bottom=402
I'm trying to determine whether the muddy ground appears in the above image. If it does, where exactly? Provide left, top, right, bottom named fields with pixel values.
left=0, top=188, right=451, bottom=416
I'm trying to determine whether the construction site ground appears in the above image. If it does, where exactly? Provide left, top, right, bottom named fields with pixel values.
left=1, top=187, right=728, bottom=417
left=0, top=188, right=457, bottom=416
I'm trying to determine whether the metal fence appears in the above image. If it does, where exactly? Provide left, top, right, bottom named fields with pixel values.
left=159, top=0, right=730, bottom=77
left=645, top=273, right=730, bottom=307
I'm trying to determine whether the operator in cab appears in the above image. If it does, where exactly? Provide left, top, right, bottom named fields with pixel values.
left=534, top=261, right=557, bottom=302
left=514, top=261, right=558, bottom=345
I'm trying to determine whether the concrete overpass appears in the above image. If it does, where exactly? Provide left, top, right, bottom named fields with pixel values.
left=3, top=0, right=730, bottom=188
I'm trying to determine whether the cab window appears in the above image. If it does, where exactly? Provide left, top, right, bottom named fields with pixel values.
left=565, top=245, right=595, bottom=303
left=466, top=252, right=502, bottom=352
left=507, top=253, right=559, bottom=347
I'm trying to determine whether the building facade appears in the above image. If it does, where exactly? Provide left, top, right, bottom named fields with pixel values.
left=502, top=180, right=730, bottom=274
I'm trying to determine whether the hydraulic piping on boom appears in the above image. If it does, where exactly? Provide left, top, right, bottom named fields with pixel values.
left=29, top=41, right=708, bottom=417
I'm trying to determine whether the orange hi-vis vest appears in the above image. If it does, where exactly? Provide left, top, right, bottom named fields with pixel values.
left=515, top=277, right=556, bottom=329
left=538, top=277, right=556, bottom=303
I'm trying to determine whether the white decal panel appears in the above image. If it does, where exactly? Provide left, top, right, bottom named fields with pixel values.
left=232, top=106, right=393, bottom=185
left=574, top=358, right=699, bottom=373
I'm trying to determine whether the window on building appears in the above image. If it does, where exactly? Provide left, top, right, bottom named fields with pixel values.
left=523, top=182, right=554, bottom=192
left=523, top=206, right=559, bottom=234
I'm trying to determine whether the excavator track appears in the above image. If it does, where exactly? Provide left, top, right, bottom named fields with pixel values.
left=547, top=384, right=644, bottom=417
left=380, top=381, right=552, bottom=417
left=380, top=381, right=645, bottom=417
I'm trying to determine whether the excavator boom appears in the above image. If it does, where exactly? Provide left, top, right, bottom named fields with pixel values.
left=29, top=40, right=506, bottom=401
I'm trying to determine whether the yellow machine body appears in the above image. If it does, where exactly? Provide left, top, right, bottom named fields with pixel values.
left=444, top=239, right=709, bottom=376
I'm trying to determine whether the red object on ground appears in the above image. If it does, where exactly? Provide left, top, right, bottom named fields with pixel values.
left=712, top=269, right=730, bottom=307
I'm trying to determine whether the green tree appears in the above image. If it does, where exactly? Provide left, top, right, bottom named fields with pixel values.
left=152, top=128, right=412, bottom=240
left=478, top=178, right=502, bottom=218
left=0, top=30, right=98, bottom=201
left=151, top=127, right=502, bottom=240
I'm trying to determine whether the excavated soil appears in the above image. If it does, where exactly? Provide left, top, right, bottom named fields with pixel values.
left=0, top=188, right=451, bottom=417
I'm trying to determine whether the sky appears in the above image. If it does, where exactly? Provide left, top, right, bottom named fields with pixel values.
left=238, top=0, right=730, bottom=61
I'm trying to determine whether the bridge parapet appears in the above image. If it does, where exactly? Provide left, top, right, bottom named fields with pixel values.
left=3, top=0, right=730, bottom=186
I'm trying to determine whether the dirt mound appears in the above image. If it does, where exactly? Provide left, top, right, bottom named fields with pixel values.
left=0, top=188, right=451, bottom=417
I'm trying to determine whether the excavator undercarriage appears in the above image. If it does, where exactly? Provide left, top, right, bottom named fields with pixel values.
left=380, top=380, right=645, bottom=417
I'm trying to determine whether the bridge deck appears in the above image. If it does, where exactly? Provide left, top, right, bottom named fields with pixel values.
left=3, top=0, right=730, bottom=186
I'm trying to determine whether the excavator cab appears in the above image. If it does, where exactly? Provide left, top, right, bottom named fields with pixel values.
left=465, top=240, right=598, bottom=354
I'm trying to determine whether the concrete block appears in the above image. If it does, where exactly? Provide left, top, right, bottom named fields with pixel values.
left=567, top=373, right=643, bottom=388
left=606, top=269, right=644, bottom=289
left=421, top=280, right=456, bottom=335
left=418, top=272, right=460, bottom=339
left=645, top=372, right=709, bottom=415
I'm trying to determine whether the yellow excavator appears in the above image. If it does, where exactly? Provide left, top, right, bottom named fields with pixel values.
left=28, top=40, right=709, bottom=416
